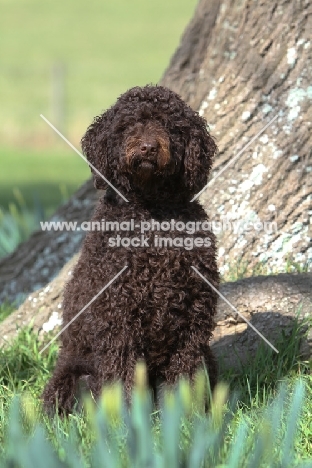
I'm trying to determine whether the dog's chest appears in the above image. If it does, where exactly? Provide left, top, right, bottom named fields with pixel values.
left=96, top=201, right=212, bottom=259
left=89, top=200, right=215, bottom=317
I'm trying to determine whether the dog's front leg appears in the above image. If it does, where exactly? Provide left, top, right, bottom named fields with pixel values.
left=164, top=342, right=218, bottom=394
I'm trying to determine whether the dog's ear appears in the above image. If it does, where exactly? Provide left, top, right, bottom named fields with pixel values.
left=81, top=112, right=111, bottom=190
left=183, top=120, right=217, bottom=195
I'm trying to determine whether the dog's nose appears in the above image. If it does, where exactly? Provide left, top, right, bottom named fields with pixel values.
left=140, top=141, right=158, bottom=156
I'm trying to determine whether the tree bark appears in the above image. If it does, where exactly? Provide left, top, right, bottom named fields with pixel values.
left=211, top=272, right=312, bottom=369
left=161, top=0, right=312, bottom=277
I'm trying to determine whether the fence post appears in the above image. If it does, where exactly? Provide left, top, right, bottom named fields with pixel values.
left=51, top=62, right=66, bottom=135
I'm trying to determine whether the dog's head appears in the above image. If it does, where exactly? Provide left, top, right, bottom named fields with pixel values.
left=81, top=85, right=217, bottom=197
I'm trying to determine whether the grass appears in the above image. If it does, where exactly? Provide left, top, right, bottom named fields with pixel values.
left=0, top=147, right=89, bottom=211
left=0, top=184, right=79, bottom=258
left=222, top=255, right=311, bottom=282
left=0, top=303, right=15, bottom=323
left=0, top=312, right=311, bottom=464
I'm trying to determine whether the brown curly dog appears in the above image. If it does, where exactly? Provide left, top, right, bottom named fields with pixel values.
left=42, top=85, right=219, bottom=415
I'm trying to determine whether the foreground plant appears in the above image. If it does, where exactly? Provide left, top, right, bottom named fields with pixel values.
left=1, top=365, right=311, bottom=467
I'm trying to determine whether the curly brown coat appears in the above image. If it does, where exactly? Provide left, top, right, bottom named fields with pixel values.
left=42, top=85, right=220, bottom=415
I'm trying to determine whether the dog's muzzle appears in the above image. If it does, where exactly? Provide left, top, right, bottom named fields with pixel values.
left=132, top=155, right=158, bottom=180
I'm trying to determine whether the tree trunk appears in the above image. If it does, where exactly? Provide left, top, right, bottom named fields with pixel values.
left=160, top=0, right=312, bottom=277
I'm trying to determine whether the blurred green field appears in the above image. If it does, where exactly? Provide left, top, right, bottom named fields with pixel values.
left=0, top=0, right=197, bottom=215
left=0, top=0, right=197, bottom=146
left=0, top=147, right=89, bottom=211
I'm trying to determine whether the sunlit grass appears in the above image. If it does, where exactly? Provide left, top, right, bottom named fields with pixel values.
left=0, top=316, right=311, bottom=464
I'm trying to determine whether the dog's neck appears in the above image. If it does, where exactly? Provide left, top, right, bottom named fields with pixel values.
left=104, top=185, right=192, bottom=207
